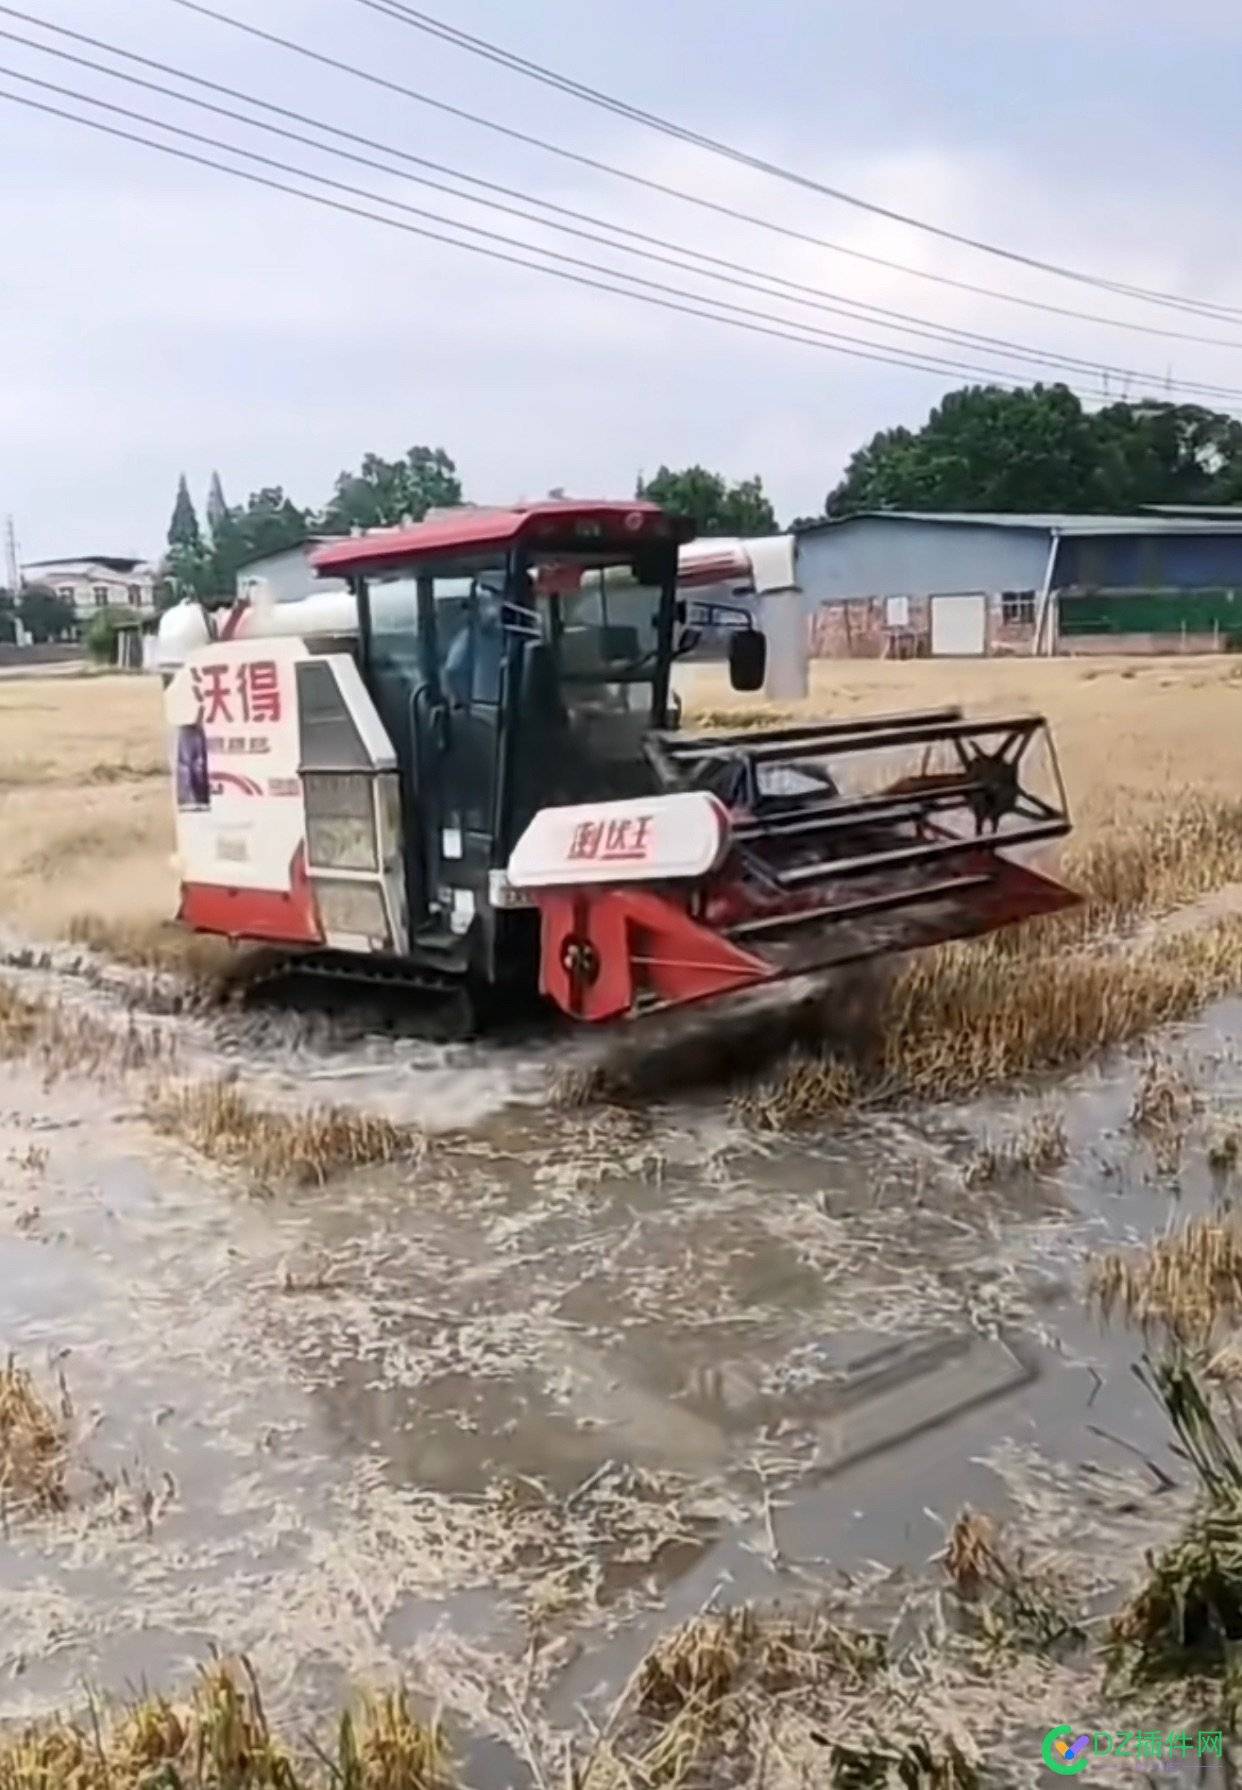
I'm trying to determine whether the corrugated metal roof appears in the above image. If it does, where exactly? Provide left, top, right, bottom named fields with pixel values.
left=796, top=511, right=1242, bottom=537
left=1143, top=504, right=1242, bottom=518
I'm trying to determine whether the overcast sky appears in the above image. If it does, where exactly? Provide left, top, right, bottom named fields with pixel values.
left=3, top=0, right=1242, bottom=562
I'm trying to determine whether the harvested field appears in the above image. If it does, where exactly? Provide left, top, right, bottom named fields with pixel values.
left=2, top=984, right=1240, bottom=1776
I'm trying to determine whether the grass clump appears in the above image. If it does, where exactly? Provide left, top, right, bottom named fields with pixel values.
left=941, top=1507, right=1083, bottom=1658
left=0, top=1355, right=70, bottom=1514
left=337, top=1691, right=451, bottom=1790
left=0, top=1662, right=454, bottom=1790
left=1089, top=1216, right=1242, bottom=1345
left=963, top=1109, right=1068, bottom=1188
left=144, top=1079, right=423, bottom=1189
left=578, top=1605, right=979, bottom=1790
left=1112, top=1356, right=1242, bottom=1682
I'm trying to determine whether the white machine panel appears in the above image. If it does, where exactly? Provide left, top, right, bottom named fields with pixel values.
left=508, top=791, right=730, bottom=888
left=166, top=635, right=310, bottom=892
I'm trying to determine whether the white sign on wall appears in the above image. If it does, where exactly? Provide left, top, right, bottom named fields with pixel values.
left=885, top=595, right=910, bottom=627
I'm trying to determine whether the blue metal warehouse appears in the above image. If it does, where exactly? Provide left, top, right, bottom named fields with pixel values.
left=792, top=510, right=1242, bottom=657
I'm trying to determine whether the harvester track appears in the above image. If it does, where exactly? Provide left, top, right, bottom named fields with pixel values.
left=232, top=947, right=552, bottom=1044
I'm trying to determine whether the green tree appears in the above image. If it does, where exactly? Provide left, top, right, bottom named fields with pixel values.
left=320, top=446, right=462, bottom=531
left=17, top=583, right=75, bottom=643
left=824, top=384, right=1242, bottom=517
left=212, top=486, right=308, bottom=592
left=0, top=589, right=16, bottom=645
left=168, top=472, right=202, bottom=549
left=164, top=473, right=214, bottom=601
left=205, top=469, right=229, bottom=537
left=1090, top=400, right=1242, bottom=508
left=164, top=541, right=217, bottom=603
left=84, top=605, right=142, bottom=665
left=637, top=465, right=778, bottom=537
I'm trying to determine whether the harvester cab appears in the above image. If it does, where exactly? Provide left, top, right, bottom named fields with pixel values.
left=161, top=499, right=1077, bottom=1033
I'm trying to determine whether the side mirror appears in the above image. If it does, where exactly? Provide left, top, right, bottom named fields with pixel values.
left=728, top=627, right=767, bottom=692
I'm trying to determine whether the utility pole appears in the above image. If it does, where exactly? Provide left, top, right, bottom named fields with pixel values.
left=3, top=514, right=18, bottom=593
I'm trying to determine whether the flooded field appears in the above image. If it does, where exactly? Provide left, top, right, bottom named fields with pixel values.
left=3, top=931, right=1241, bottom=1781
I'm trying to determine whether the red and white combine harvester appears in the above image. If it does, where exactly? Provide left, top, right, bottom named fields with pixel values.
left=158, top=499, right=1077, bottom=1034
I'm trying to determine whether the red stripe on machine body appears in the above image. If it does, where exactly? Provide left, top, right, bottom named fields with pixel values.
left=178, top=843, right=322, bottom=945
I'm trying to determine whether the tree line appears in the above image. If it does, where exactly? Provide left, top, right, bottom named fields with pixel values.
left=166, top=387, right=1242, bottom=602
left=161, top=452, right=784, bottom=603
left=7, top=383, right=1240, bottom=645
left=163, top=446, right=466, bottom=603
left=652, top=391, right=1242, bottom=527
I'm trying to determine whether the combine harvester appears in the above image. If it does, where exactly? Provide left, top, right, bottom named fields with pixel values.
left=158, top=499, right=1077, bottom=1040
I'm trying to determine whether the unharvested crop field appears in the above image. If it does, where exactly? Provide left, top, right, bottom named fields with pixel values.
left=684, top=652, right=1242, bottom=827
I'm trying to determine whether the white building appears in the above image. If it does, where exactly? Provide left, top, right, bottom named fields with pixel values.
left=234, top=536, right=347, bottom=604
left=22, top=555, right=157, bottom=619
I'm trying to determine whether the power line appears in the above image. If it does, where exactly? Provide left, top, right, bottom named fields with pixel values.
left=356, top=0, right=1242, bottom=325
left=148, top=0, right=1242, bottom=345
left=8, top=21, right=1242, bottom=401
left=12, top=7, right=1242, bottom=361
left=5, top=65, right=1146, bottom=397
left=0, top=79, right=1166, bottom=406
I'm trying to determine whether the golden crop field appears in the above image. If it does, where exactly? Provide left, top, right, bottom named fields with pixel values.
left=2, top=655, right=1241, bottom=955
left=681, top=652, right=1242, bottom=829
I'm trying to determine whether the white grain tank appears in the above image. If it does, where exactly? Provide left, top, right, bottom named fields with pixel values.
left=155, top=582, right=366, bottom=683
left=155, top=599, right=213, bottom=685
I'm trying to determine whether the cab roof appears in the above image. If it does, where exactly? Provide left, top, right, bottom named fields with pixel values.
left=311, top=500, right=689, bottom=577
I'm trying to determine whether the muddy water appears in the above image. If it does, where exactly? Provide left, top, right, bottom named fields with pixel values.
left=2, top=947, right=1240, bottom=1775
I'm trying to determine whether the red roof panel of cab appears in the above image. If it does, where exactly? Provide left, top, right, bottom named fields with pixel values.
left=311, top=500, right=678, bottom=576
